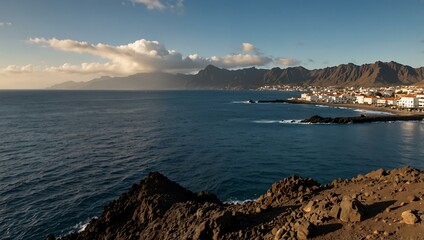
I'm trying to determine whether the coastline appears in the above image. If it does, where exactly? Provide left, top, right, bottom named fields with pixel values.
left=311, top=102, right=419, bottom=117
left=52, top=167, right=424, bottom=240
left=256, top=99, right=424, bottom=117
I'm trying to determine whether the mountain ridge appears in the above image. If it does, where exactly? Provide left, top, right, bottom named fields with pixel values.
left=48, top=61, right=424, bottom=90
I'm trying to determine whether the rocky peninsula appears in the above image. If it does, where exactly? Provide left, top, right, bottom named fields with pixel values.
left=301, top=115, right=424, bottom=124
left=49, top=166, right=424, bottom=240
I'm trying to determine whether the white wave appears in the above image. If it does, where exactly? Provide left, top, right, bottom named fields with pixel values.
left=231, top=100, right=254, bottom=104
left=74, top=217, right=97, bottom=233
left=252, top=120, right=281, bottom=124
left=224, top=199, right=254, bottom=205
left=315, top=105, right=329, bottom=108
left=78, top=223, right=89, bottom=233
left=353, top=109, right=395, bottom=116
left=280, top=119, right=303, bottom=124
left=253, top=119, right=310, bottom=124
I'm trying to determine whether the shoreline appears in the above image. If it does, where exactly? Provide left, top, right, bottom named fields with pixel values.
left=53, top=167, right=424, bottom=240
left=310, top=102, right=420, bottom=117
left=256, top=99, right=424, bottom=117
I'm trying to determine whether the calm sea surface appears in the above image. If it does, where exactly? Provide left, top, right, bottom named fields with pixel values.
left=1, top=90, right=424, bottom=239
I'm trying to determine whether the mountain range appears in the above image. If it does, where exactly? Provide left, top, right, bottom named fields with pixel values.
left=49, top=61, right=424, bottom=90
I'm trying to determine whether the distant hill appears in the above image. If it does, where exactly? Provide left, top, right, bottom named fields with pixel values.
left=48, top=73, right=191, bottom=90
left=48, top=61, right=424, bottom=90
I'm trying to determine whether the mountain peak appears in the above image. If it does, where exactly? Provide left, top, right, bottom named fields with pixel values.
left=204, top=64, right=221, bottom=70
left=48, top=61, right=424, bottom=90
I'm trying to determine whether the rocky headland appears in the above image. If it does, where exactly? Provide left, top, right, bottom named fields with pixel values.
left=301, top=115, right=424, bottom=124
left=49, top=166, right=424, bottom=240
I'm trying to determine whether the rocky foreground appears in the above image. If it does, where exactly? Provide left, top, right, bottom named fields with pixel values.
left=50, top=166, right=424, bottom=240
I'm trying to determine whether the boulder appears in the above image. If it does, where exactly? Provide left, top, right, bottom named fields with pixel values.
left=401, top=210, right=418, bottom=224
left=406, top=195, right=418, bottom=202
left=330, top=204, right=341, bottom=219
left=303, top=201, right=315, bottom=213
left=295, top=221, right=314, bottom=240
left=339, top=195, right=365, bottom=222
left=366, top=168, right=387, bottom=180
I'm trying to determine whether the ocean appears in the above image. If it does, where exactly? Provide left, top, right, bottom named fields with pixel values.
left=1, top=90, right=424, bottom=239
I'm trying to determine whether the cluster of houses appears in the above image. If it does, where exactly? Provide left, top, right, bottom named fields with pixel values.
left=296, top=86, right=424, bottom=109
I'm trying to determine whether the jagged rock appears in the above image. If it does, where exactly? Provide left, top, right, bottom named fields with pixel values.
left=274, top=228, right=286, bottom=240
left=366, top=168, right=387, bottom=180
left=257, top=176, right=319, bottom=206
left=340, top=195, right=365, bottom=222
left=303, top=201, right=315, bottom=213
left=330, top=204, right=341, bottom=219
left=295, top=221, right=314, bottom=240
left=45, top=234, right=56, bottom=240
left=53, top=167, right=424, bottom=240
left=194, top=222, right=211, bottom=240
left=401, top=210, right=418, bottom=224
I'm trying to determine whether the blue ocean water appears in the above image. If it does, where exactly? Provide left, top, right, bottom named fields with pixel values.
left=1, top=90, right=424, bottom=239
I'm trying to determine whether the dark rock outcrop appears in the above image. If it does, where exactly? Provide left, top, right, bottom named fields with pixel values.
left=300, top=115, right=424, bottom=124
left=51, top=166, right=424, bottom=240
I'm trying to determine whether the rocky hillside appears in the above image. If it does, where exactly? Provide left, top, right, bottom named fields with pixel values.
left=49, top=61, right=424, bottom=90
left=48, top=166, right=424, bottom=240
left=265, top=61, right=424, bottom=87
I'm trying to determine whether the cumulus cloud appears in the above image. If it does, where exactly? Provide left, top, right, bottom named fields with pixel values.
left=26, top=37, right=273, bottom=75
left=275, top=58, right=301, bottom=66
left=131, top=0, right=183, bottom=11
left=1, top=37, right=308, bottom=88
left=241, top=43, right=256, bottom=52
left=1, top=64, right=33, bottom=73
left=132, top=0, right=165, bottom=10
left=0, top=22, right=12, bottom=27
left=211, top=54, right=271, bottom=68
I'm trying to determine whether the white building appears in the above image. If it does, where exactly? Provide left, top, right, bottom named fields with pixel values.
left=305, top=94, right=319, bottom=102
left=355, top=95, right=365, bottom=104
left=363, top=96, right=377, bottom=105
left=398, top=95, right=418, bottom=108
left=376, top=98, right=387, bottom=107
left=385, top=98, right=397, bottom=106
left=419, top=98, right=424, bottom=108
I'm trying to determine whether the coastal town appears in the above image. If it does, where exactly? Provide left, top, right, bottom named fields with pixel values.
left=259, top=85, right=424, bottom=112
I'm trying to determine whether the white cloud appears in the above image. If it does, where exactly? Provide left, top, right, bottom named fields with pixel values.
left=241, top=43, right=255, bottom=52
left=27, top=38, right=272, bottom=74
left=1, top=37, right=301, bottom=88
left=131, top=0, right=183, bottom=11
left=276, top=58, right=301, bottom=66
left=0, top=22, right=12, bottom=27
left=1, top=64, right=33, bottom=73
left=132, top=0, right=165, bottom=10
left=211, top=54, right=272, bottom=68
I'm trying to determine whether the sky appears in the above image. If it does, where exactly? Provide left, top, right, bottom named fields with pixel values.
left=0, top=0, right=423, bottom=89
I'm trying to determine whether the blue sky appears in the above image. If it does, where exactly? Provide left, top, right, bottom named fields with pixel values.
left=0, top=0, right=423, bottom=88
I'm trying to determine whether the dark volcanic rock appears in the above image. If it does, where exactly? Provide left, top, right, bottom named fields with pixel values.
left=256, top=175, right=320, bottom=206
left=58, top=172, right=223, bottom=240
left=301, top=115, right=424, bottom=124
left=53, top=167, right=424, bottom=240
